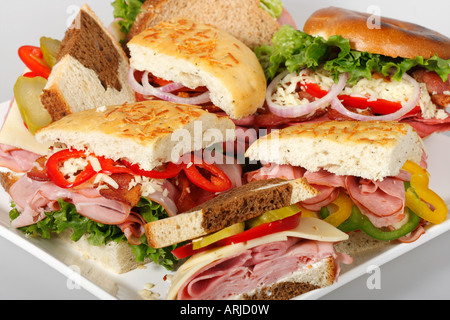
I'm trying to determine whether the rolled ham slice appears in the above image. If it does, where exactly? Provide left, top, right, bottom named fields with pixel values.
left=8, top=175, right=145, bottom=243
left=177, top=238, right=351, bottom=300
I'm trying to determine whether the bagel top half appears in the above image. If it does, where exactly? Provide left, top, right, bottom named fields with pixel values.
left=303, top=6, right=450, bottom=60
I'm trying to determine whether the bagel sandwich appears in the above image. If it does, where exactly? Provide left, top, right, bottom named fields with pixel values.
left=0, top=100, right=244, bottom=273
left=254, top=6, right=450, bottom=138
left=244, top=120, right=448, bottom=254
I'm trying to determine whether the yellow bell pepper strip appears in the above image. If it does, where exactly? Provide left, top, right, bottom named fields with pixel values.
left=246, top=204, right=300, bottom=228
left=402, top=161, right=448, bottom=224
left=322, top=192, right=353, bottom=227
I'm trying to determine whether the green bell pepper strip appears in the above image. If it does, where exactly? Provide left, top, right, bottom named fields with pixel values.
left=321, top=205, right=421, bottom=241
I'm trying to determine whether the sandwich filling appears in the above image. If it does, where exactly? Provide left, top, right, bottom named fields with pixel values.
left=167, top=216, right=352, bottom=300
left=8, top=148, right=242, bottom=269
left=253, top=25, right=450, bottom=137
left=245, top=160, right=446, bottom=243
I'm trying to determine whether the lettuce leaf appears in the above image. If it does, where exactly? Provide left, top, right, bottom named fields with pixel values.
left=129, top=197, right=180, bottom=269
left=111, top=0, right=146, bottom=35
left=255, top=24, right=450, bottom=84
left=259, top=0, right=283, bottom=19
left=10, top=197, right=179, bottom=270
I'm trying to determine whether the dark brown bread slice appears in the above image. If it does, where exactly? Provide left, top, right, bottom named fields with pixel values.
left=145, top=178, right=319, bottom=248
left=40, top=4, right=135, bottom=121
left=56, top=7, right=122, bottom=92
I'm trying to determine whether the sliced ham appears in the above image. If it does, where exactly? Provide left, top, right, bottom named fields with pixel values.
left=400, top=115, right=450, bottom=138
left=118, top=212, right=146, bottom=246
left=245, top=164, right=414, bottom=229
left=8, top=175, right=146, bottom=243
left=177, top=238, right=352, bottom=300
left=245, top=163, right=304, bottom=182
left=0, top=143, right=41, bottom=173
left=277, top=7, right=297, bottom=29
left=345, top=176, right=406, bottom=227
left=300, top=186, right=339, bottom=211
left=303, top=169, right=346, bottom=188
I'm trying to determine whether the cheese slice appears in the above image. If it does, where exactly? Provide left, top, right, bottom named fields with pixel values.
left=167, top=217, right=348, bottom=299
left=0, top=98, right=51, bottom=155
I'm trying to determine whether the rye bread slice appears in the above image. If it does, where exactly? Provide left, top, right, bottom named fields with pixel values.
left=145, top=178, right=318, bottom=248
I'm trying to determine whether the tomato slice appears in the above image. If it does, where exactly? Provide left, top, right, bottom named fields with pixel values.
left=46, top=149, right=96, bottom=188
left=300, top=82, right=420, bottom=116
left=171, top=212, right=301, bottom=260
left=183, top=155, right=232, bottom=193
left=18, top=46, right=51, bottom=79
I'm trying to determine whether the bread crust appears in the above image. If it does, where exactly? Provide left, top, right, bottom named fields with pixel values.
left=35, top=100, right=235, bottom=171
left=245, top=120, right=424, bottom=181
left=0, top=172, right=20, bottom=193
left=40, top=4, right=136, bottom=121
left=127, top=0, right=280, bottom=49
left=239, top=257, right=335, bottom=300
left=303, top=6, right=450, bottom=59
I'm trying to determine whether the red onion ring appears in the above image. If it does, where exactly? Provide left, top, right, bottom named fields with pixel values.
left=330, top=72, right=421, bottom=121
left=128, top=68, right=211, bottom=105
left=266, top=70, right=348, bottom=118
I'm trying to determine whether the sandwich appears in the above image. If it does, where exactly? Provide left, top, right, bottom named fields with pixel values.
left=145, top=176, right=353, bottom=300
left=126, top=18, right=267, bottom=121
left=253, top=6, right=450, bottom=138
left=112, top=0, right=295, bottom=50
left=0, top=4, right=135, bottom=173
left=244, top=120, right=448, bottom=253
left=1, top=100, right=243, bottom=273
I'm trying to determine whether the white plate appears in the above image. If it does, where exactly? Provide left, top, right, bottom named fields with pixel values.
left=0, top=100, right=449, bottom=300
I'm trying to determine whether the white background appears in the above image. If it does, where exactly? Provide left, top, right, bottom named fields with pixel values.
left=0, top=0, right=449, bottom=300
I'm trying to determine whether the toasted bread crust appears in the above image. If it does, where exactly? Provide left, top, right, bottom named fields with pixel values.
left=40, top=81, right=73, bottom=120
left=303, top=6, right=450, bottom=59
left=0, top=172, right=20, bottom=193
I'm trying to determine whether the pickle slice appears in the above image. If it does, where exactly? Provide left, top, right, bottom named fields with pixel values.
left=245, top=204, right=300, bottom=229
left=40, top=37, right=61, bottom=68
left=192, top=222, right=245, bottom=250
left=14, top=76, right=52, bottom=134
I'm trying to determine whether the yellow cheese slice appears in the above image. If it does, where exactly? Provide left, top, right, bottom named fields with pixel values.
left=0, top=99, right=51, bottom=155
left=167, top=217, right=348, bottom=299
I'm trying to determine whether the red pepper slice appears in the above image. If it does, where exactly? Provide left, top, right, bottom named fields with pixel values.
left=96, top=157, right=135, bottom=175
left=46, top=149, right=96, bottom=188
left=122, top=160, right=184, bottom=179
left=183, top=155, right=232, bottom=193
left=300, top=82, right=421, bottom=116
left=23, top=71, right=42, bottom=78
left=171, top=212, right=301, bottom=260
left=18, top=46, right=51, bottom=79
